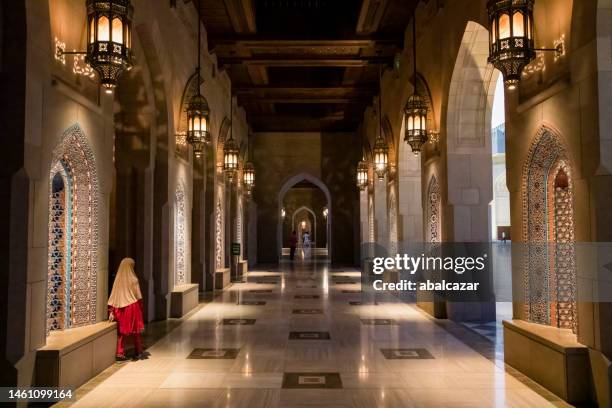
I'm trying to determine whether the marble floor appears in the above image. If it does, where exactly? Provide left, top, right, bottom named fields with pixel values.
left=62, top=260, right=570, bottom=408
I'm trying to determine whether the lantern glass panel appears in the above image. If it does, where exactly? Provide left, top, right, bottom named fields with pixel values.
left=112, top=17, right=123, bottom=44
left=513, top=12, right=524, bottom=37
left=97, top=16, right=110, bottom=41
left=112, top=18, right=123, bottom=43
left=527, top=15, right=531, bottom=39
left=491, top=20, right=496, bottom=44
left=89, top=18, right=95, bottom=43
left=499, top=13, right=510, bottom=39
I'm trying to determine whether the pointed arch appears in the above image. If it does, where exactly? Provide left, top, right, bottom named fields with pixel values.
left=292, top=206, right=317, bottom=248
left=277, top=173, right=332, bottom=260
left=446, top=21, right=501, bottom=242
left=216, top=116, right=231, bottom=167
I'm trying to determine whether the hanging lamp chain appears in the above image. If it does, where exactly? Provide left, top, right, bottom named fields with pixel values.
left=412, top=11, right=417, bottom=89
left=378, top=64, right=382, bottom=141
left=197, top=0, right=201, bottom=80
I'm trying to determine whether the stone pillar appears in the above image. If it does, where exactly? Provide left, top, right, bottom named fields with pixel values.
left=374, top=176, right=388, bottom=253
left=191, top=157, right=206, bottom=291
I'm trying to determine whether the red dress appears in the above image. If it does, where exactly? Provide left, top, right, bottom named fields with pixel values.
left=109, top=299, right=144, bottom=335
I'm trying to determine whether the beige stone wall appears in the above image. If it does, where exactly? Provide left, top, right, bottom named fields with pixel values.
left=367, top=0, right=611, bottom=398
left=252, top=132, right=360, bottom=264
left=15, top=0, right=249, bottom=387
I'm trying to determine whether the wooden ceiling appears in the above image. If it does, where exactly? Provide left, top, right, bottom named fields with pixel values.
left=198, top=0, right=418, bottom=132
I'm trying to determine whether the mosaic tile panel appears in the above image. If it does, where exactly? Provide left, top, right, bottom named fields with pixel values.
left=47, top=169, right=71, bottom=332
left=427, top=176, right=441, bottom=244
left=47, top=125, right=99, bottom=332
left=522, top=127, right=576, bottom=331
left=389, top=185, right=398, bottom=255
left=215, top=197, right=223, bottom=269
left=174, top=184, right=186, bottom=285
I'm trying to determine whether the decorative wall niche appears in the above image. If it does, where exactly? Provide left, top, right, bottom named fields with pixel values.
left=427, top=176, right=441, bottom=244
left=174, top=184, right=187, bottom=286
left=522, top=127, right=576, bottom=332
left=46, top=125, right=99, bottom=334
left=389, top=185, right=398, bottom=254
left=215, top=197, right=224, bottom=269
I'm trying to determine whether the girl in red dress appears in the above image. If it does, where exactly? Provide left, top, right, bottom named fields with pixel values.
left=108, top=258, right=145, bottom=360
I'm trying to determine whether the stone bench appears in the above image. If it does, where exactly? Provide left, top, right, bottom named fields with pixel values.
left=170, top=283, right=199, bottom=318
left=35, top=322, right=116, bottom=389
left=504, top=319, right=591, bottom=404
left=236, top=260, right=247, bottom=280
left=215, top=267, right=231, bottom=290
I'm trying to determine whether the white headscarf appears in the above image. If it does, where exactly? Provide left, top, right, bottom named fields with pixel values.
left=108, top=258, right=142, bottom=308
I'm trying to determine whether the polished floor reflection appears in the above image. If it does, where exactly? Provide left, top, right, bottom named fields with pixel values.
left=66, top=260, right=566, bottom=407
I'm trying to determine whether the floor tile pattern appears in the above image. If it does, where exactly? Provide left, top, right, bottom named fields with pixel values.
left=62, top=261, right=565, bottom=407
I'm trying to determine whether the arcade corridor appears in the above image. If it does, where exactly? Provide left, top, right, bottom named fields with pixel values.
left=2, top=0, right=612, bottom=407
left=59, top=259, right=562, bottom=408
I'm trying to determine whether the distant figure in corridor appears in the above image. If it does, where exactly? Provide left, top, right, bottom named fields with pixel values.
left=108, top=258, right=145, bottom=360
left=302, top=231, right=311, bottom=259
left=289, top=230, right=298, bottom=261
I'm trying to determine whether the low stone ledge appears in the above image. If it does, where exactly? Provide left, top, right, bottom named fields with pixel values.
left=503, top=319, right=592, bottom=404
left=215, top=267, right=231, bottom=290
left=236, top=260, right=247, bottom=280
left=36, top=321, right=117, bottom=389
left=170, top=283, right=199, bottom=318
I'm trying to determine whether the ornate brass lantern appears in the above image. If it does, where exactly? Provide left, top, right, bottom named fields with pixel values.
left=373, top=136, right=388, bottom=181
left=186, top=93, right=211, bottom=159
left=487, top=0, right=535, bottom=90
left=404, top=93, right=428, bottom=154
left=86, top=0, right=133, bottom=92
left=243, top=161, right=255, bottom=191
left=223, top=135, right=239, bottom=181
left=185, top=0, right=211, bottom=158
left=357, top=160, right=369, bottom=190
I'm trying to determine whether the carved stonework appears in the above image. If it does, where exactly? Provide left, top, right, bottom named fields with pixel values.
left=427, top=176, right=441, bottom=244
left=215, top=197, right=223, bottom=269
left=522, top=127, right=576, bottom=332
left=174, top=185, right=186, bottom=286
left=47, top=125, right=99, bottom=334
left=389, top=186, right=398, bottom=254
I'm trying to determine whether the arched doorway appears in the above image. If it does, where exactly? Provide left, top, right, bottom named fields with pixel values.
left=277, top=173, right=332, bottom=261
left=446, top=21, right=509, bottom=323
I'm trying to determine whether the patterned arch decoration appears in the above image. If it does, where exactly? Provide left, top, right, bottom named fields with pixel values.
left=215, top=197, right=224, bottom=269
left=237, top=195, right=243, bottom=246
left=368, top=194, right=375, bottom=243
left=389, top=185, right=398, bottom=254
left=427, top=176, right=441, bottom=244
left=174, top=184, right=187, bottom=286
left=522, top=127, right=576, bottom=332
left=47, top=124, right=99, bottom=334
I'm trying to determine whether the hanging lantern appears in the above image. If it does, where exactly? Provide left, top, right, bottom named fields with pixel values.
left=323, top=207, right=328, bottom=219
left=186, top=93, right=211, bottom=159
left=373, top=137, right=388, bottom=181
left=86, top=0, right=134, bottom=93
left=357, top=160, right=369, bottom=190
left=404, top=93, right=429, bottom=154
left=243, top=161, right=255, bottom=191
left=223, top=135, right=239, bottom=181
left=281, top=208, right=286, bottom=218
left=487, top=0, right=535, bottom=90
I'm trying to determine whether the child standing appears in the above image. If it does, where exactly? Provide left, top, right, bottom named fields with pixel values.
left=108, top=258, right=145, bottom=360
